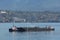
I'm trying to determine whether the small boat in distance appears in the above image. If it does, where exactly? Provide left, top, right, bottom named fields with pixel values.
left=9, top=26, right=55, bottom=32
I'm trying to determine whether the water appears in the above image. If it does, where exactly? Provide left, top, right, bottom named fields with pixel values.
left=0, top=23, right=60, bottom=40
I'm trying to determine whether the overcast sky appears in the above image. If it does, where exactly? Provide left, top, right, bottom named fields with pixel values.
left=0, top=0, right=60, bottom=11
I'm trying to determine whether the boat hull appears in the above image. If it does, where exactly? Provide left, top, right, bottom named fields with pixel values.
left=9, top=27, right=55, bottom=32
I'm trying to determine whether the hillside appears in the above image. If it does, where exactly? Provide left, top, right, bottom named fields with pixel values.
left=0, top=10, right=60, bottom=23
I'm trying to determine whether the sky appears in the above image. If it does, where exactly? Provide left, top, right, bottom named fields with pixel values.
left=0, top=0, right=60, bottom=11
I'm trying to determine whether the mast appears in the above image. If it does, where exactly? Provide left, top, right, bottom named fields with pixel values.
left=13, top=17, right=15, bottom=27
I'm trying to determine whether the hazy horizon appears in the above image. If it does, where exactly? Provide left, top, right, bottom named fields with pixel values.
left=0, top=0, right=60, bottom=11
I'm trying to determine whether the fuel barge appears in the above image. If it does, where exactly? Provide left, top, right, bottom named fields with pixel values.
left=9, top=26, right=55, bottom=32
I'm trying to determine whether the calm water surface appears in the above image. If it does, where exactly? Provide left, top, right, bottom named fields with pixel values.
left=0, top=23, right=60, bottom=40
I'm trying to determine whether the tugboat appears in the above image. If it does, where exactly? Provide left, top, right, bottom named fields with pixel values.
left=9, top=26, right=26, bottom=32
left=9, top=26, right=55, bottom=32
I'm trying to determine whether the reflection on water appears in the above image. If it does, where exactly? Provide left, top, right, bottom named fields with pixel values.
left=0, top=23, right=60, bottom=40
left=10, top=31, right=56, bottom=40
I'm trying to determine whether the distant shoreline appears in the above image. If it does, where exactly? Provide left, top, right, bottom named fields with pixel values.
left=0, top=10, right=60, bottom=23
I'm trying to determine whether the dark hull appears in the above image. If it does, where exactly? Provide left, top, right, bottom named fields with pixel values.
left=9, top=27, right=55, bottom=32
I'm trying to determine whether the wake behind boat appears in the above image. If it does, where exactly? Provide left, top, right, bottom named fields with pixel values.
left=9, top=26, right=55, bottom=32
